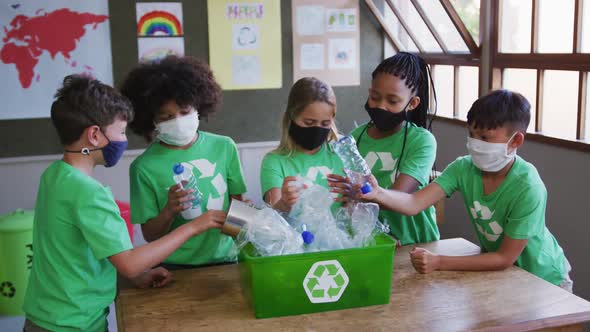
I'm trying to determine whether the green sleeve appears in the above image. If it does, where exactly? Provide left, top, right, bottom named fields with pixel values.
left=260, top=153, right=284, bottom=197
left=129, top=163, right=160, bottom=225
left=504, top=185, right=547, bottom=239
left=226, top=138, right=247, bottom=195
left=77, top=188, right=133, bottom=260
left=398, top=131, right=437, bottom=186
left=433, top=157, right=464, bottom=196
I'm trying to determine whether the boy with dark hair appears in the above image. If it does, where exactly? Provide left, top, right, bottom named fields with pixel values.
left=23, top=75, right=225, bottom=331
left=329, top=90, right=572, bottom=291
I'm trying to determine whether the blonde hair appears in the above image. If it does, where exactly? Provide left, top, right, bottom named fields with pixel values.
left=273, top=77, right=339, bottom=155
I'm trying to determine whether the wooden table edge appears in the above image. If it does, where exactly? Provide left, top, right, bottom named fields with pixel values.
left=472, top=311, right=590, bottom=332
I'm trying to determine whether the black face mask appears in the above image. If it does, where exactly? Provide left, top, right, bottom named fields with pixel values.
left=289, top=122, right=330, bottom=150
left=364, top=100, right=410, bottom=132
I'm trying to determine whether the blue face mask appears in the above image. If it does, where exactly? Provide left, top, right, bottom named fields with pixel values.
left=65, top=129, right=128, bottom=168
left=100, top=132, right=128, bottom=167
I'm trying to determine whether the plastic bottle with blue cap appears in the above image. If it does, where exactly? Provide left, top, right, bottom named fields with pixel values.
left=286, top=177, right=316, bottom=245
left=332, top=135, right=373, bottom=195
left=172, top=163, right=204, bottom=220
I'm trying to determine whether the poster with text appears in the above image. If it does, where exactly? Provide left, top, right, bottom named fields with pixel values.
left=292, top=0, right=359, bottom=87
left=208, top=1, right=282, bottom=90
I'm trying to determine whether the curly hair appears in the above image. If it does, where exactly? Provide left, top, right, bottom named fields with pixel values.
left=120, top=56, right=222, bottom=142
left=51, top=74, right=133, bottom=145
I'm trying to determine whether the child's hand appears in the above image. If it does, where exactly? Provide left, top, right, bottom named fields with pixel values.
left=327, top=174, right=353, bottom=202
left=350, top=174, right=381, bottom=202
left=163, top=182, right=195, bottom=219
left=133, top=267, right=174, bottom=289
left=410, top=247, right=440, bottom=274
left=191, top=210, right=227, bottom=234
left=279, top=176, right=305, bottom=209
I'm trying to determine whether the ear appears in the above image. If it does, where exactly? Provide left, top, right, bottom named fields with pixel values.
left=408, top=96, right=421, bottom=111
left=510, top=131, right=525, bottom=150
left=86, top=125, right=102, bottom=147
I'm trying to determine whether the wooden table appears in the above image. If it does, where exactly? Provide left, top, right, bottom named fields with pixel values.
left=116, top=238, right=590, bottom=331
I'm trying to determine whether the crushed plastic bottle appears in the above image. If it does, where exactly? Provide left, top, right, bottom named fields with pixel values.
left=172, top=163, right=204, bottom=220
left=236, top=207, right=304, bottom=257
left=332, top=135, right=373, bottom=195
left=289, top=182, right=353, bottom=252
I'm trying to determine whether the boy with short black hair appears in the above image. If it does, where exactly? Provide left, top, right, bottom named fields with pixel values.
left=330, top=89, right=572, bottom=291
left=23, top=75, right=225, bottom=331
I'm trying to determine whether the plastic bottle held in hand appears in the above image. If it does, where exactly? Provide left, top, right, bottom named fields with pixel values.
left=332, top=136, right=373, bottom=194
left=172, top=163, right=204, bottom=220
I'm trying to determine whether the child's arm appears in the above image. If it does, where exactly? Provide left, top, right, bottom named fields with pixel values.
left=264, top=176, right=303, bottom=212
left=109, top=210, right=226, bottom=278
left=328, top=174, right=446, bottom=216
left=410, top=236, right=528, bottom=273
left=141, top=183, right=195, bottom=242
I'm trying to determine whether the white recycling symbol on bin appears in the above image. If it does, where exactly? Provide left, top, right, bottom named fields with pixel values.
left=303, top=260, right=349, bottom=304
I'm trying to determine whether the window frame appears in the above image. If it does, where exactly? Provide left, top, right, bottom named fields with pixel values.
left=364, top=0, right=590, bottom=152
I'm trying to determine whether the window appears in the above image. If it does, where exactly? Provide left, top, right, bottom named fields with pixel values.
left=450, top=0, right=480, bottom=44
left=541, top=70, right=579, bottom=140
left=433, top=65, right=455, bottom=118
left=582, top=0, right=590, bottom=52
left=537, top=0, right=575, bottom=53
left=499, top=0, right=532, bottom=53
left=390, top=0, right=442, bottom=52
left=417, top=0, right=469, bottom=52
left=457, top=66, right=479, bottom=120
left=495, top=0, right=590, bottom=146
left=368, top=0, right=590, bottom=149
left=502, top=69, right=537, bottom=133
left=383, top=3, right=419, bottom=52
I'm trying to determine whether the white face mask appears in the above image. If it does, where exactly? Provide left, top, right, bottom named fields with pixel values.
left=154, top=112, right=199, bottom=146
left=466, top=133, right=517, bottom=172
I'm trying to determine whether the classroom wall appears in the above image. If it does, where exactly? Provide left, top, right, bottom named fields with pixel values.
left=433, top=120, right=590, bottom=302
left=0, top=0, right=383, bottom=158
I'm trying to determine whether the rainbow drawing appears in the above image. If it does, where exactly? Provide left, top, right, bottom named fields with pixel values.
left=137, top=10, right=182, bottom=36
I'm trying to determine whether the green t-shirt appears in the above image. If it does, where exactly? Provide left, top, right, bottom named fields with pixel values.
left=351, top=123, right=440, bottom=245
left=435, top=155, right=567, bottom=285
left=23, top=160, right=133, bottom=332
left=130, top=131, right=247, bottom=265
left=260, top=143, right=345, bottom=209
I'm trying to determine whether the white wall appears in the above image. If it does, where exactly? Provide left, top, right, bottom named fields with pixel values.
left=0, top=141, right=278, bottom=215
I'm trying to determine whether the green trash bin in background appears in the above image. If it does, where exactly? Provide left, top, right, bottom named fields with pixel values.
left=0, top=209, right=34, bottom=316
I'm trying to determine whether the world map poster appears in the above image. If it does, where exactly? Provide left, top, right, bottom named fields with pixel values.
left=0, top=0, right=113, bottom=120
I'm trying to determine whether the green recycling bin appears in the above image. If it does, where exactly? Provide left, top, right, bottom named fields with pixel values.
left=0, top=209, right=34, bottom=316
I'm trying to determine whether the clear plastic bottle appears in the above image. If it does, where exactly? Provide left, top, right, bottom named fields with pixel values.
left=172, top=163, right=204, bottom=220
left=332, top=136, right=373, bottom=194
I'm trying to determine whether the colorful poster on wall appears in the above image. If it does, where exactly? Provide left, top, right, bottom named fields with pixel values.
left=0, top=0, right=113, bottom=120
left=207, top=1, right=282, bottom=90
left=138, top=37, right=184, bottom=63
left=136, top=3, right=184, bottom=62
left=292, top=0, right=360, bottom=87
left=136, top=2, right=183, bottom=36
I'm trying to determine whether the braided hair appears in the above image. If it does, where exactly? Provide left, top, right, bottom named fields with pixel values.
left=371, top=52, right=437, bottom=130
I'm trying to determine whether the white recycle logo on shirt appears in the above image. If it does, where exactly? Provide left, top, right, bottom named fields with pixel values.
left=470, top=201, right=503, bottom=242
left=304, top=166, right=333, bottom=183
left=180, top=159, right=227, bottom=211
left=365, top=151, right=399, bottom=183
left=303, top=260, right=349, bottom=304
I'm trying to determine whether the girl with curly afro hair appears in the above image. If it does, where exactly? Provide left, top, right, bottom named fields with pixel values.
left=121, top=56, right=248, bottom=269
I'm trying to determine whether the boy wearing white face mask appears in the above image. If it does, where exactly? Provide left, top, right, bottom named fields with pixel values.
left=338, top=90, right=572, bottom=291
left=122, top=56, right=248, bottom=269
